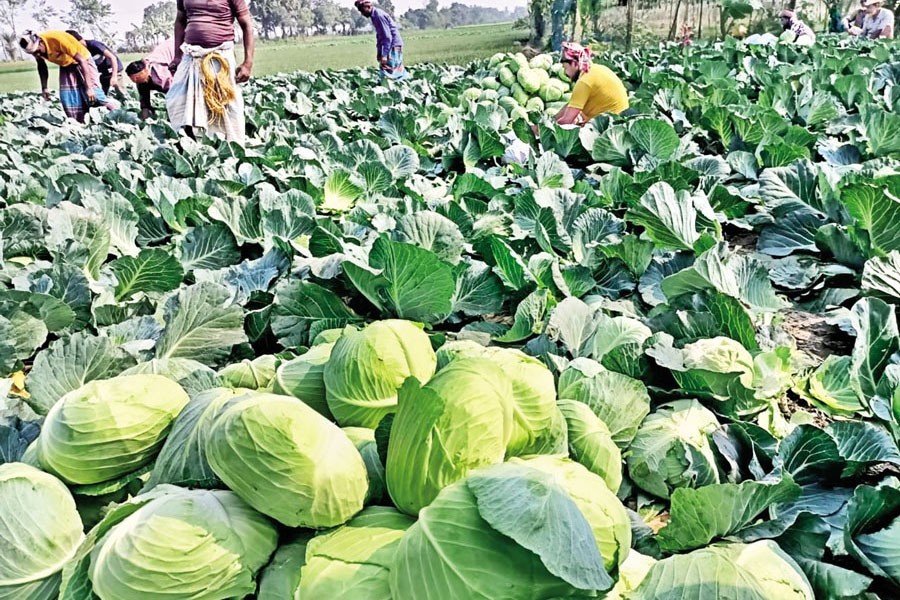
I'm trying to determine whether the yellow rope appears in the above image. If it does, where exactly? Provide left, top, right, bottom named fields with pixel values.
left=199, top=52, right=236, bottom=126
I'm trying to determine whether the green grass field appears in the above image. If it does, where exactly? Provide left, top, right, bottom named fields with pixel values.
left=0, top=23, right=526, bottom=94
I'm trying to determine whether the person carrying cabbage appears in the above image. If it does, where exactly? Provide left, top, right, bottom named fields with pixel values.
left=554, top=42, right=630, bottom=126
left=778, top=10, right=817, bottom=45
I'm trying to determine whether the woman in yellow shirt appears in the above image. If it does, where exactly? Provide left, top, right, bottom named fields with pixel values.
left=555, top=42, right=630, bottom=126
left=18, top=30, right=118, bottom=122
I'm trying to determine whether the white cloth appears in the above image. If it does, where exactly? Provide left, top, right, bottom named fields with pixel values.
left=165, top=41, right=245, bottom=143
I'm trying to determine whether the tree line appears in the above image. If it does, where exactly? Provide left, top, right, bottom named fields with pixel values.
left=0, top=0, right=526, bottom=60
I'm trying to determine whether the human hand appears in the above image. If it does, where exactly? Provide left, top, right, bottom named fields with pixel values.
left=169, top=56, right=181, bottom=74
left=380, top=56, right=388, bottom=68
left=86, top=87, right=97, bottom=103
left=41, top=88, right=51, bottom=101
left=235, top=61, right=252, bottom=83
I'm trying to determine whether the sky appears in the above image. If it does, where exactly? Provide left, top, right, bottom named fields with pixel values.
left=33, top=0, right=526, bottom=36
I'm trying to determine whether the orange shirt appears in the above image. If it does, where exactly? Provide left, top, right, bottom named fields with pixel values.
left=38, top=31, right=90, bottom=67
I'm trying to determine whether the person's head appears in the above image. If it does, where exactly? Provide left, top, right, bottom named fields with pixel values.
left=126, top=59, right=150, bottom=84
left=863, top=0, right=883, bottom=15
left=560, top=41, right=592, bottom=81
left=355, top=0, right=374, bottom=17
left=18, top=31, right=45, bottom=57
left=779, top=10, right=795, bottom=29
left=65, top=29, right=88, bottom=47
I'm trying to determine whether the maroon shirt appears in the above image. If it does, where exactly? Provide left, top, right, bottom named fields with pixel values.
left=177, top=0, right=250, bottom=47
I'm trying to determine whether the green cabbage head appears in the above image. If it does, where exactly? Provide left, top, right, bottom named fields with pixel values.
left=206, top=393, right=368, bottom=527
left=386, top=357, right=513, bottom=515
left=626, top=399, right=721, bottom=498
left=631, top=541, right=813, bottom=599
left=87, top=487, right=278, bottom=600
left=437, top=341, right=566, bottom=456
left=38, top=374, right=189, bottom=485
left=273, top=341, right=336, bottom=418
left=324, top=320, right=437, bottom=428
left=299, top=507, right=415, bottom=599
left=558, top=399, right=622, bottom=492
left=0, top=463, right=83, bottom=600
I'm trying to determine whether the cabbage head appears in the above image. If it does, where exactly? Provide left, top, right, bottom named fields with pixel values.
left=206, top=393, right=368, bottom=527
left=518, top=67, right=545, bottom=94
left=480, top=89, right=499, bottom=102
left=324, top=320, right=437, bottom=428
left=273, top=341, right=336, bottom=418
left=386, top=357, right=513, bottom=515
left=514, top=455, right=631, bottom=571
left=558, top=399, right=622, bottom=492
left=539, top=81, right=564, bottom=103
left=605, top=551, right=656, bottom=599
left=498, top=65, right=516, bottom=87
left=526, top=96, right=545, bottom=114
left=558, top=358, right=651, bottom=448
left=218, top=355, right=277, bottom=390
left=0, top=463, right=83, bottom=600
left=391, top=463, right=613, bottom=600
left=38, top=374, right=189, bottom=485
left=488, top=52, right=506, bottom=68
left=462, top=87, right=481, bottom=101
left=436, top=341, right=566, bottom=456
left=499, top=95, right=519, bottom=114
left=297, top=507, right=415, bottom=599
left=87, top=487, right=278, bottom=600
left=631, top=541, right=813, bottom=599
left=343, top=426, right=387, bottom=505
left=511, top=82, right=530, bottom=106
left=481, top=76, right=500, bottom=91
left=530, top=53, right=554, bottom=71
left=626, top=399, right=721, bottom=498
left=508, top=52, right=529, bottom=73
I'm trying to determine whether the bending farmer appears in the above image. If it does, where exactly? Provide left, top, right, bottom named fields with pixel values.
left=19, top=30, right=119, bottom=122
left=355, top=0, right=408, bottom=81
left=779, top=11, right=817, bottom=45
left=167, top=0, right=255, bottom=143
left=126, top=39, right=176, bottom=121
left=66, top=30, right=124, bottom=95
left=555, top=42, right=629, bottom=126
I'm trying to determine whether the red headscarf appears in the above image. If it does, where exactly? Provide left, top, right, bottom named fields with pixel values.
left=561, top=41, right=593, bottom=74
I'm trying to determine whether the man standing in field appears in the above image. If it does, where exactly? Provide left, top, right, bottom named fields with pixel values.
left=554, top=42, right=629, bottom=126
left=126, top=39, right=176, bottom=121
left=167, top=0, right=256, bottom=143
left=19, top=30, right=119, bottom=122
left=355, top=0, right=408, bottom=81
left=65, top=30, right=124, bottom=96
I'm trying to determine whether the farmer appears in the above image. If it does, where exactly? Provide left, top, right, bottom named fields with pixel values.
left=354, top=0, right=408, bottom=81
left=65, top=30, right=124, bottom=95
left=126, top=39, right=176, bottom=121
left=849, top=0, right=895, bottom=38
left=554, top=42, right=629, bottom=126
left=167, top=0, right=255, bottom=143
left=838, top=2, right=867, bottom=32
left=18, top=30, right=119, bottom=122
left=779, top=11, right=817, bottom=46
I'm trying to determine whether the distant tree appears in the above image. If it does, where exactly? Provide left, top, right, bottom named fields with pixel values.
left=313, top=0, right=342, bottom=34
left=141, top=1, right=175, bottom=43
left=67, top=0, right=113, bottom=38
left=379, top=0, right=396, bottom=17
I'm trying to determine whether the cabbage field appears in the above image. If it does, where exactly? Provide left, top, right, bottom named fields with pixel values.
left=2, top=34, right=900, bottom=599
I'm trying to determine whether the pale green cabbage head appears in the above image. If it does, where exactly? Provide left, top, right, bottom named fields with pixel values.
left=206, top=393, right=368, bottom=527
left=273, top=342, right=336, bottom=418
left=324, top=320, right=437, bottom=428
left=0, top=463, right=83, bottom=600
left=38, top=374, right=190, bottom=485
left=87, top=487, right=278, bottom=600
left=218, top=355, right=277, bottom=390
left=626, top=399, right=721, bottom=498
left=386, top=357, right=513, bottom=515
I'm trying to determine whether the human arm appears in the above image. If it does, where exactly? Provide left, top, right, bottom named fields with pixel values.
left=236, top=10, right=255, bottom=83
left=137, top=83, right=153, bottom=120
left=555, top=105, right=582, bottom=126
left=73, top=52, right=97, bottom=102
left=104, top=48, right=120, bottom=87
left=36, top=57, right=50, bottom=100
left=171, top=3, right=186, bottom=73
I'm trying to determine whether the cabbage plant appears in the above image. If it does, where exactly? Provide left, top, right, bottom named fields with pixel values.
left=37, top=374, right=190, bottom=485
left=626, top=399, right=721, bottom=498
left=0, top=463, right=83, bottom=600
left=206, top=392, right=368, bottom=527
left=324, top=320, right=437, bottom=428
left=558, top=399, right=623, bottom=492
left=273, top=341, right=336, bottom=418
left=84, top=486, right=278, bottom=600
